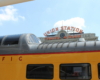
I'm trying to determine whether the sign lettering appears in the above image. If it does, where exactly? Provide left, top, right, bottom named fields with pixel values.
left=45, top=35, right=81, bottom=40
left=44, top=26, right=83, bottom=36
left=1, top=56, right=22, bottom=61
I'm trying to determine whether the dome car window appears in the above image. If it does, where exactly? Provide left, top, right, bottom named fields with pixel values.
left=29, top=35, right=40, bottom=43
left=0, top=36, right=4, bottom=45
left=3, top=35, right=21, bottom=45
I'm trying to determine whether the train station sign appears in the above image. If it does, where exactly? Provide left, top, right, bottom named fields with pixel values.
left=44, top=26, right=83, bottom=36
left=45, top=35, right=81, bottom=40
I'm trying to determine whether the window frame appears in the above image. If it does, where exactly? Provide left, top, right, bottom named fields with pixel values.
left=26, top=64, right=54, bottom=79
left=98, top=63, right=100, bottom=79
left=60, top=63, right=91, bottom=80
left=2, top=35, right=21, bottom=46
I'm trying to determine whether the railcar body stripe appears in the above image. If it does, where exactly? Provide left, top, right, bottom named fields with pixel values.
left=0, top=50, right=100, bottom=56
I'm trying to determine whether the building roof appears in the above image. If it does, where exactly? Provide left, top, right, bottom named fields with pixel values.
left=0, top=0, right=33, bottom=7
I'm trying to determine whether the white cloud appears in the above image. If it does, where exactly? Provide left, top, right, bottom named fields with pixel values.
left=0, top=5, right=25, bottom=25
left=54, top=17, right=85, bottom=29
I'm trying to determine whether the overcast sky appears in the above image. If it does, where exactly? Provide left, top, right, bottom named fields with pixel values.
left=0, top=0, right=100, bottom=39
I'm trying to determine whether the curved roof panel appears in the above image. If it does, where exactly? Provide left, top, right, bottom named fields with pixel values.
left=0, top=0, right=33, bottom=7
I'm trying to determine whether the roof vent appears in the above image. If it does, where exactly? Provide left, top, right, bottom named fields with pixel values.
left=78, top=38, right=85, bottom=42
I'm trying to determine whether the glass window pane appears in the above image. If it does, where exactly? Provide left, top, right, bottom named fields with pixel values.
left=26, top=64, right=54, bottom=79
left=29, top=36, right=35, bottom=43
left=29, top=35, right=40, bottom=43
left=0, top=36, right=4, bottom=45
left=3, top=35, right=21, bottom=45
left=60, top=63, right=91, bottom=79
left=98, top=63, right=100, bottom=78
left=31, top=35, right=39, bottom=43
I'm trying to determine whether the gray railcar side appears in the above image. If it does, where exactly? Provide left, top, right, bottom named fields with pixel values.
left=0, top=34, right=99, bottom=54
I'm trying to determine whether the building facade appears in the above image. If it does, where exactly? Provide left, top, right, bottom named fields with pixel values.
left=39, top=30, right=98, bottom=43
